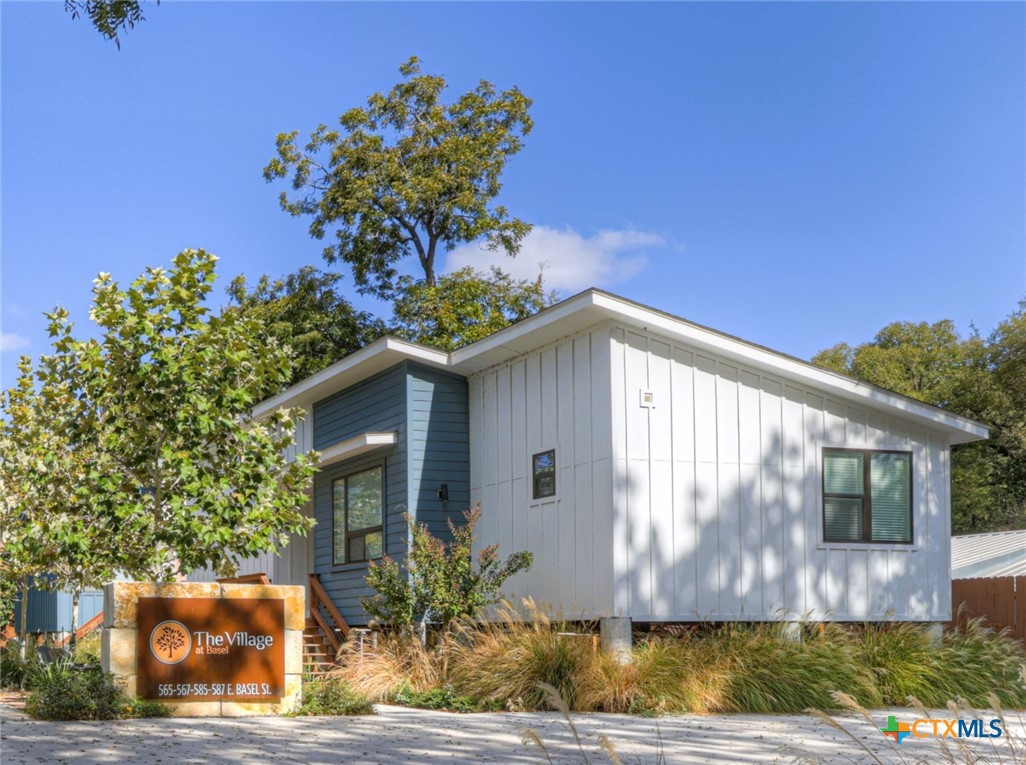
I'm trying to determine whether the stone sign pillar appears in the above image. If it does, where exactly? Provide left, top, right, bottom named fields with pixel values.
left=101, top=581, right=305, bottom=717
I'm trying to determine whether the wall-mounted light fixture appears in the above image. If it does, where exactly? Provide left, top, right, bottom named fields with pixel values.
left=438, top=483, right=449, bottom=502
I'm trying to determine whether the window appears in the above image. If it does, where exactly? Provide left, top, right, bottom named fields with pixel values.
left=532, top=449, right=556, bottom=500
left=333, top=466, right=384, bottom=564
left=823, top=448, right=912, bottom=544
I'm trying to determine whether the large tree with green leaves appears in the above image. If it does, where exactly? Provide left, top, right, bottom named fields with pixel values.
left=264, top=56, right=533, bottom=299
left=228, top=266, right=386, bottom=387
left=813, top=309, right=1026, bottom=533
left=0, top=250, right=317, bottom=614
left=391, top=267, right=556, bottom=352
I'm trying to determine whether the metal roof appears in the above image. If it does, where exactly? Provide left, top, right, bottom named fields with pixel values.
left=951, top=530, right=1026, bottom=579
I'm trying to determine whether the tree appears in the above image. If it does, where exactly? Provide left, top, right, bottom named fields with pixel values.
left=65, top=1, right=155, bottom=48
left=264, top=56, right=533, bottom=299
left=391, top=267, right=556, bottom=351
left=0, top=250, right=318, bottom=608
left=362, top=506, right=532, bottom=642
left=812, top=312, right=1024, bottom=533
left=0, top=354, right=120, bottom=649
left=227, top=266, right=386, bottom=386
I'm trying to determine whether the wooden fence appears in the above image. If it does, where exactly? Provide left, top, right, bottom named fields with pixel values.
left=951, top=576, right=1026, bottom=643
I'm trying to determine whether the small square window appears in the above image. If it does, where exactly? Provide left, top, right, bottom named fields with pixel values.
left=532, top=449, right=556, bottom=500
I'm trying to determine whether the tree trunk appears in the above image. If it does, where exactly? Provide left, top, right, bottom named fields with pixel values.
left=18, top=578, right=29, bottom=661
left=69, top=587, right=80, bottom=653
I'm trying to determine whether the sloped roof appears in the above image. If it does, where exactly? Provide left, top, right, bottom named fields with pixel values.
left=255, top=288, right=989, bottom=444
left=952, top=530, right=1026, bottom=579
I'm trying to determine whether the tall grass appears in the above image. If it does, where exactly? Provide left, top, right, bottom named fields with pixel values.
left=853, top=619, right=1026, bottom=708
left=703, top=623, right=882, bottom=713
left=449, top=600, right=593, bottom=710
left=331, top=631, right=442, bottom=701
left=335, top=601, right=1026, bottom=715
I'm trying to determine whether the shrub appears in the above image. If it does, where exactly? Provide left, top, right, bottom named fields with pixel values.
left=25, top=661, right=126, bottom=720
left=0, top=644, right=30, bottom=690
left=125, top=698, right=173, bottom=718
left=394, top=684, right=478, bottom=712
left=362, top=507, right=532, bottom=640
left=295, top=677, right=373, bottom=716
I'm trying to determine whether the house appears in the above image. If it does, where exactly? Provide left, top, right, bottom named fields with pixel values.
left=11, top=581, right=103, bottom=637
left=951, top=530, right=1026, bottom=580
left=189, top=288, right=988, bottom=636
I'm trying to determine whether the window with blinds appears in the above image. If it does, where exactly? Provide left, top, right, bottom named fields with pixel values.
left=822, top=448, right=912, bottom=544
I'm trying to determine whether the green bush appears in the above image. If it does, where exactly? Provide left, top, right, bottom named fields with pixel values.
left=394, top=684, right=478, bottom=712
left=25, top=661, right=126, bottom=720
left=0, top=645, right=30, bottom=690
left=294, top=677, right=374, bottom=716
left=125, top=697, right=174, bottom=718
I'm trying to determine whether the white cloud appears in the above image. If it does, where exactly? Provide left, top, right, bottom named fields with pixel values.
left=445, top=225, right=664, bottom=292
left=0, top=333, right=30, bottom=353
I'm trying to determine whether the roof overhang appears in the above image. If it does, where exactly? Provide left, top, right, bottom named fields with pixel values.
left=252, top=288, right=988, bottom=446
left=253, top=337, right=449, bottom=417
left=448, top=290, right=989, bottom=445
left=318, top=432, right=397, bottom=468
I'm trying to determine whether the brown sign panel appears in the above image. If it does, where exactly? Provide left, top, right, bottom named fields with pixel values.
left=137, top=597, right=285, bottom=701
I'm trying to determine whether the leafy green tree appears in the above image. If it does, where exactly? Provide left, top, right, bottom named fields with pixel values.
left=362, top=506, right=532, bottom=642
left=813, top=312, right=1025, bottom=533
left=0, top=250, right=318, bottom=614
left=392, top=267, right=556, bottom=351
left=264, top=56, right=533, bottom=299
left=65, top=0, right=154, bottom=48
left=228, top=266, right=386, bottom=386
left=0, top=354, right=118, bottom=648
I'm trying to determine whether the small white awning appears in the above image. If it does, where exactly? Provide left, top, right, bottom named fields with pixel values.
left=317, top=431, right=397, bottom=468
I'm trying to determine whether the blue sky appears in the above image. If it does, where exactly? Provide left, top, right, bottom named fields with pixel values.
left=2, top=2, right=1023, bottom=388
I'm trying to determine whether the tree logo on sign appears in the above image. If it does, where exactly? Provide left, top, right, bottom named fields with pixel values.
left=149, top=620, right=192, bottom=664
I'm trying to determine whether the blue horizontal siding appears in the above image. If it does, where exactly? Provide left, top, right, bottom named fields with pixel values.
left=407, top=365, right=471, bottom=545
left=309, top=361, right=472, bottom=626
left=312, top=364, right=409, bottom=626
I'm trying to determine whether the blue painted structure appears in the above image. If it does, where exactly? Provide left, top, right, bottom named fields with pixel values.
left=12, top=580, right=103, bottom=633
left=311, top=361, right=470, bottom=625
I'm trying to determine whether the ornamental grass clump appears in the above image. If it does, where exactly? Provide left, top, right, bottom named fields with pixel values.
left=935, top=618, right=1026, bottom=709
left=700, top=623, right=881, bottom=714
left=332, top=630, right=443, bottom=702
left=449, top=599, right=594, bottom=710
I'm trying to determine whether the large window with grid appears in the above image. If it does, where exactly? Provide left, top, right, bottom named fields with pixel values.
left=822, top=448, right=912, bottom=544
left=333, top=466, right=384, bottom=564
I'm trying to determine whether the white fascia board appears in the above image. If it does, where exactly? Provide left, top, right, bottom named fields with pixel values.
left=317, top=431, right=397, bottom=468
left=253, top=336, right=450, bottom=417
left=449, top=289, right=988, bottom=444
left=449, top=291, right=607, bottom=374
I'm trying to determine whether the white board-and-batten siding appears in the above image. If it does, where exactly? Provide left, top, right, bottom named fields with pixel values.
left=470, top=321, right=952, bottom=623
left=469, top=328, right=615, bottom=618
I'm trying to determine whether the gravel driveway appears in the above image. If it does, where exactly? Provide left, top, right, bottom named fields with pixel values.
left=2, top=702, right=1020, bottom=764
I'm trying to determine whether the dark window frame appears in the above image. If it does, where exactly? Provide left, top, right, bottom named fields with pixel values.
left=332, top=465, right=385, bottom=566
left=822, top=447, right=913, bottom=544
left=532, top=449, right=556, bottom=500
